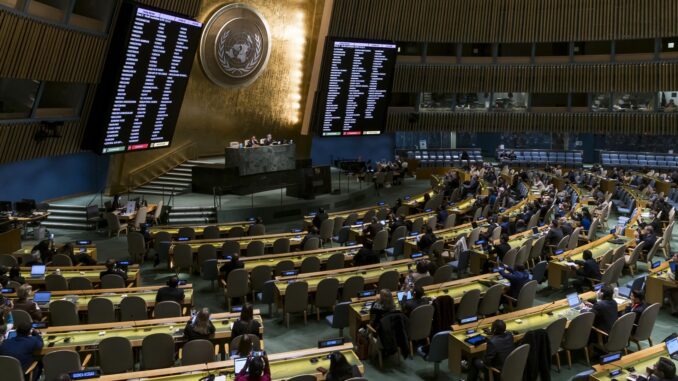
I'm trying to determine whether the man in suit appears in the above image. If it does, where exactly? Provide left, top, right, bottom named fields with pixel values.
left=637, top=225, right=658, bottom=257
left=245, top=135, right=260, bottom=147
left=156, top=276, right=185, bottom=303
left=417, top=226, right=438, bottom=254
left=312, top=208, right=328, bottom=230
left=625, top=288, right=647, bottom=332
left=585, top=285, right=618, bottom=340
left=467, top=319, right=515, bottom=381
left=560, top=217, right=574, bottom=237
left=570, top=249, right=601, bottom=293
left=491, top=234, right=512, bottom=262
left=262, top=133, right=274, bottom=146
left=545, top=220, right=564, bottom=247
left=402, top=287, right=430, bottom=317
left=499, top=264, right=531, bottom=299
left=99, top=259, right=127, bottom=281
left=436, top=206, right=449, bottom=228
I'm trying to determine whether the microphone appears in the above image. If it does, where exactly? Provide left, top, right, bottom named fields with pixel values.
left=537, top=300, right=557, bottom=316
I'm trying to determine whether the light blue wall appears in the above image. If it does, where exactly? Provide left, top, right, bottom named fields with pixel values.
left=310, top=134, right=395, bottom=166
left=0, top=153, right=110, bottom=202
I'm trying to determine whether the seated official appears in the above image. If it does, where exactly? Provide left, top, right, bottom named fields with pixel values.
left=231, top=304, right=262, bottom=340
left=467, top=320, right=515, bottom=381
left=585, top=285, right=618, bottom=342
left=402, top=287, right=430, bottom=316
left=636, top=225, right=658, bottom=256
left=299, top=226, right=320, bottom=250
left=402, top=261, right=431, bottom=291
left=184, top=308, right=216, bottom=341
left=0, top=321, right=44, bottom=372
left=59, top=243, right=96, bottom=266
left=369, top=289, right=395, bottom=331
left=235, top=355, right=271, bottom=381
left=625, top=289, right=647, bottom=327
left=645, top=357, right=678, bottom=381
left=570, top=250, right=601, bottom=293
left=545, top=220, right=564, bottom=247
left=323, top=351, right=363, bottom=381
left=8, top=266, right=25, bottom=285
left=491, top=234, right=512, bottom=262
left=220, top=254, right=244, bottom=281
left=499, top=264, right=530, bottom=299
left=312, top=208, right=328, bottom=230
left=13, top=284, right=42, bottom=321
left=245, top=135, right=260, bottom=148
left=417, top=227, right=438, bottom=254
left=352, top=241, right=379, bottom=267
left=99, top=259, right=128, bottom=281
left=156, top=276, right=185, bottom=304
left=233, top=334, right=255, bottom=358
left=262, top=133, right=274, bottom=146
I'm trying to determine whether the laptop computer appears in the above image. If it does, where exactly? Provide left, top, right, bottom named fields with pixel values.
left=667, top=337, right=678, bottom=360
left=617, top=286, right=632, bottom=299
left=234, top=357, right=248, bottom=374
left=567, top=293, right=582, bottom=310
left=33, top=291, right=51, bottom=307
left=30, top=265, right=46, bottom=279
left=397, top=291, right=412, bottom=303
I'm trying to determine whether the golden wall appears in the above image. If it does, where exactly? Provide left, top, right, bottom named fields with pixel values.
left=107, top=0, right=329, bottom=193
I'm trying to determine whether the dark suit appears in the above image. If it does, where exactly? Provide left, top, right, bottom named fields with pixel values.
left=156, top=286, right=185, bottom=303
left=402, top=297, right=430, bottom=317
left=545, top=227, right=564, bottom=246
left=99, top=268, right=127, bottom=281
left=499, top=269, right=531, bottom=299
left=638, top=233, right=657, bottom=254
left=492, top=242, right=511, bottom=261
left=352, top=247, right=380, bottom=266
left=625, top=302, right=647, bottom=327
left=468, top=332, right=515, bottom=381
left=572, top=258, right=601, bottom=292
left=417, top=233, right=438, bottom=253
left=592, top=299, right=619, bottom=334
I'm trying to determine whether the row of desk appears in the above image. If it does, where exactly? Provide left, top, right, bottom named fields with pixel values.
left=15, top=264, right=140, bottom=288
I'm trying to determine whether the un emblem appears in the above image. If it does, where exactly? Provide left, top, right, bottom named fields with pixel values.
left=200, top=4, right=271, bottom=88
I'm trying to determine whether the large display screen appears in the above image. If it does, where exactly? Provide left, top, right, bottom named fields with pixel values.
left=315, top=38, right=398, bottom=137
left=83, top=2, right=202, bottom=154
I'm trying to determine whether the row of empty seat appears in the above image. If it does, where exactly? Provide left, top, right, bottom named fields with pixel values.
left=497, top=149, right=584, bottom=167
left=601, top=150, right=678, bottom=170
left=403, top=149, right=483, bottom=167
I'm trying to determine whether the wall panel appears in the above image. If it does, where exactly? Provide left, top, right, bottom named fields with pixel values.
left=392, top=63, right=678, bottom=93
left=386, top=111, right=678, bottom=135
left=330, top=0, right=678, bottom=43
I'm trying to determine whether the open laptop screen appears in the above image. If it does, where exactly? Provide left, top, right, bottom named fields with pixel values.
left=30, top=265, right=46, bottom=277
left=234, top=357, right=248, bottom=374
left=33, top=292, right=51, bottom=304
left=566, top=293, right=581, bottom=308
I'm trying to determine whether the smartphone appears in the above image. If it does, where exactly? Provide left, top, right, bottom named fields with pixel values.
left=252, top=351, right=265, bottom=357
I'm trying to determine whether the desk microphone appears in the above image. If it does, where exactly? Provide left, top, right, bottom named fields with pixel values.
left=537, top=300, right=557, bottom=315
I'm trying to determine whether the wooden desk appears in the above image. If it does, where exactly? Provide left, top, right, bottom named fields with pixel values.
left=547, top=234, right=631, bottom=289
left=347, top=273, right=508, bottom=339
left=447, top=291, right=630, bottom=374
left=404, top=196, right=477, bottom=224
left=21, top=264, right=140, bottom=287
left=40, top=310, right=262, bottom=355
left=149, top=222, right=251, bottom=238
left=8, top=284, right=193, bottom=314
left=590, top=343, right=677, bottom=381
left=96, top=344, right=362, bottom=381
left=219, top=245, right=362, bottom=271
left=114, top=204, right=157, bottom=222
left=646, top=261, right=677, bottom=306
left=0, top=228, right=21, bottom=254
left=303, top=205, right=389, bottom=225
left=168, top=232, right=308, bottom=267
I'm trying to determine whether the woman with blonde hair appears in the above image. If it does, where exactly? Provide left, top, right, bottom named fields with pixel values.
left=12, top=284, right=42, bottom=321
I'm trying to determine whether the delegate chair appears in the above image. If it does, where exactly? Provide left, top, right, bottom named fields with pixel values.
left=88, top=298, right=116, bottom=324
left=457, top=289, right=481, bottom=320
left=250, top=265, right=272, bottom=300
left=407, top=304, right=434, bottom=356
left=224, top=268, right=249, bottom=310
left=0, top=355, right=26, bottom=381
left=154, top=301, right=182, bottom=318
left=50, top=300, right=79, bottom=326
left=101, top=274, right=126, bottom=289
left=284, top=281, right=309, bottom=328
left=127, top=231, right=146, bottom=263
left=561, top=312, right=595, bottom=368
left=43, top=350, right=88, bottom=381
left=120, top=296, right=148, bottom=321
left=69, top=277, right=93, bottom=290
left=630, top=303, right=660, bottom=350
left=141, top=333, right=175, bottom=370
left=181, top=339, right=217, bottom=365
left=487, top=344, right=530, bottom=381
left=314, top=278, right=339, bottom=321
left=45, top=274, right=69, bottom=291
left=99, top=337, right=134, bottom=374
left=417, top=330, right=450, bottom=377
left=545, top=317, right=567, bottom=371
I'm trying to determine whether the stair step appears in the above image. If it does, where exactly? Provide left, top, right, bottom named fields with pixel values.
left=49, top=204, right=88, bottom=211
left=47, top=209, right=87, bottom=216
left=134, top=189, right=169, bottom=196
left=45, top=215, right=90, bottom=222
left=170, top=206, right=216, bottom=212
left=166, top=169, right=192, bottom=176
left=42, top=221, right=95, bottom=230
left=157, top=175, right=192, bottom=182
left=147, top=181, right=191, bottom=187
left=138, top=185, right=188, bottom=191
left=169, top=212, right=216, bottom=218
left=168, top=217, right=217, bottom=224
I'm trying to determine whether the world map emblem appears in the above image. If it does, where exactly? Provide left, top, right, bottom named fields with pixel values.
left=200, top=4, right=271, bottom=88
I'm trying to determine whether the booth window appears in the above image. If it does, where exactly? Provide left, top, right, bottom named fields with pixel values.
left=34, top=82, right=86, bottom=118
left=0, top=78, right=40, bottom=120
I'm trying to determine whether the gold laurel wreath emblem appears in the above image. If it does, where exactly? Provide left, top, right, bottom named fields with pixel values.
left=217, top=30, right=262, bottom=76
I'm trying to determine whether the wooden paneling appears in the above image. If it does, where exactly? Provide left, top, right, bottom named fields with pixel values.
left=0, top=9, right=107, bottom=82
left=386, top=111, right=678, bottom=135
left=393, top=62, right=678, bottom=93
left=0, top=0, right=202, bottom=165
left=330, top=0, right=678, bottom=43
